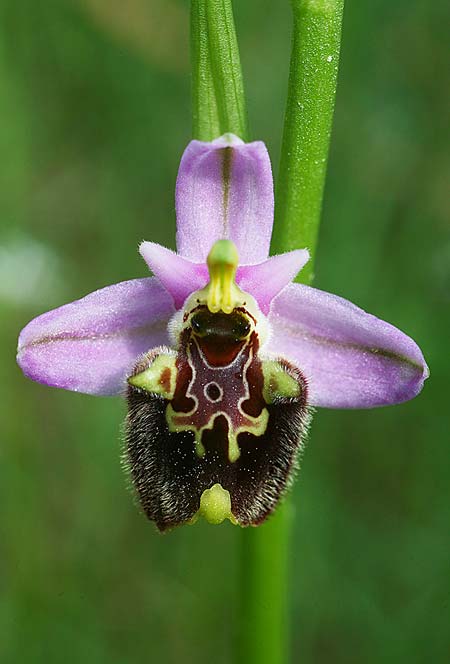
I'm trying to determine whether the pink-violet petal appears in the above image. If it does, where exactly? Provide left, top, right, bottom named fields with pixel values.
left=17, top=278, right=174, bottom=396
left=175, top=134, right=274, bottom=264
left=267, top=283, right=429, bottom=409
left=139, top=242, right=208, bottom=309
left=237, top=249, right=310, bottom=314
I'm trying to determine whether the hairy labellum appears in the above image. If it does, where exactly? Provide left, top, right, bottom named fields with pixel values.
left=124, top=296, right=311, bottom=531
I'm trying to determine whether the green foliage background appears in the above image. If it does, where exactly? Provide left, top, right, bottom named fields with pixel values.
left=1, top=1, right=448, bottom=662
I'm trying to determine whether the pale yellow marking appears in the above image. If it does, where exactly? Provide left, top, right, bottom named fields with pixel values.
left=167, top=404, right=269, bottom=463
left=166, top=407, right=207, bottom=458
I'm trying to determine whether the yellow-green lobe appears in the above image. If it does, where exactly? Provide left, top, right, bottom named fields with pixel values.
left=262, top=361, right=301, bottom=404
left=128, top=355, right=177, bottom=399
left=198, top=483, right=236, bottom=525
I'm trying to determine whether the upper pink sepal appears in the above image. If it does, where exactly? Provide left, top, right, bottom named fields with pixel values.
left=175, top=134, right=274, bottom=265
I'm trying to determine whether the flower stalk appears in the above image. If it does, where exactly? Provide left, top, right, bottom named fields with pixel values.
left=191, top=0, right=248, bottom=141
left=273, top=0, right=345, bottom=285
left=238, top=502, right=293, bottom=664
left=258, top=3, right=344, bottom=660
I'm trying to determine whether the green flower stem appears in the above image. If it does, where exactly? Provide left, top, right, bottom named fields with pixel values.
left=264, top=3, right=344, bottom=660
left=256, top=3, right=344, bottom=662
left=272, top=0, right=345, bottom=284
left=190, top=0, right=248, bottom=141
left=238, top=502, right=294, bottom=664
left=190, top=0, right=221, bottom=141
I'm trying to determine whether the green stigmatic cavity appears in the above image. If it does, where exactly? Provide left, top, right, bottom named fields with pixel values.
left=124, top=241, right=311, bottom=532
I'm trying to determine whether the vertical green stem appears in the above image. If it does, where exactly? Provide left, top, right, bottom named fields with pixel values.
left=206, top=0, right=248, bottom=140
left=239, top=1, right=344, bottom=661
left=238, top=503, right=294, bottom=664
left=190, top=0, right=221, bottom=140
left=273, top=0, right=345, bottom=284
left=191, top=0, right=248, bottom=141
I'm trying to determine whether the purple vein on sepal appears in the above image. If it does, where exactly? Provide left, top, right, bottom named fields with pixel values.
left=19, top=320, right=168, bottom=348
left=277, top=322, right=427, bottom=373
left=221, top=147, right=233, bottom=237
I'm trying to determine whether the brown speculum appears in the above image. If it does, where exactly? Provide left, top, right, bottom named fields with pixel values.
left=124, top=305, right=310, bottom=531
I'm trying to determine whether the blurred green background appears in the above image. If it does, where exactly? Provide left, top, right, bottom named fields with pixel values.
left=1, top=1, right=449, bottom=662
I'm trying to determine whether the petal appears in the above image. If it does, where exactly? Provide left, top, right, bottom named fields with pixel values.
left=175, top=134, right=274, bottom=264
left=237, top=249, right=309, bottom=314
left=17, top=278, right=175, bottom=396
left=267, top=284, right=429, bottom=408
left=140, top=242, right=208, bottom=309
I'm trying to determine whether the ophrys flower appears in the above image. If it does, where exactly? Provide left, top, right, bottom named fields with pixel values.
left=17, top=134, right=428, bottom=530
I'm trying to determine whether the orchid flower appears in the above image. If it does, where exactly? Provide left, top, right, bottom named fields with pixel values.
left=17, top=134, right=428, bottom=531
